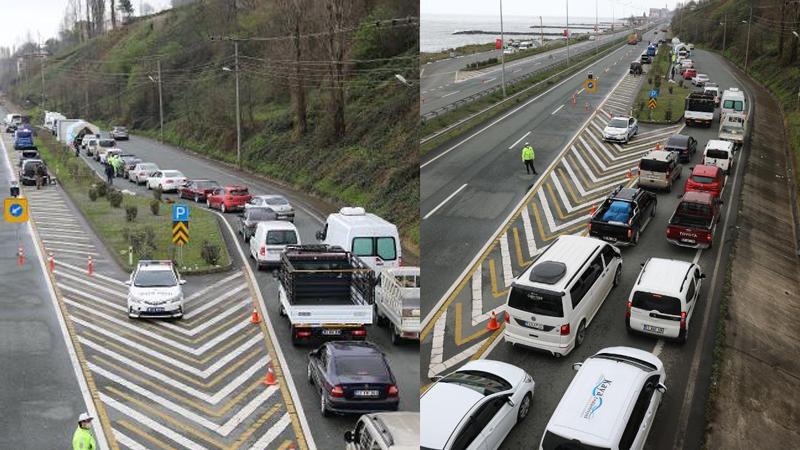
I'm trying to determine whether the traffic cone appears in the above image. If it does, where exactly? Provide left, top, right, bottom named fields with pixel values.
left=486, top=312, right=500, bottom=331
left=250, top=307, right=261, bottom=324
left=590, top=205, right=597, bottom=215
left=48, top=252, right=55, bottom=272
left=17, top=246, right=24, bottom=267
left=626, top=169, right=633, bottom=179
left=262, top=367, right=278, bottom=386
left=655, top=142, right=662, bottom=150
left=87, top=255, right=93, bottom=276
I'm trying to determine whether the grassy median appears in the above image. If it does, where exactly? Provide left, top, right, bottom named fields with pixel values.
left=633, top=45, right=690, bottom=123
left=33, top=134, right=231, bottom=273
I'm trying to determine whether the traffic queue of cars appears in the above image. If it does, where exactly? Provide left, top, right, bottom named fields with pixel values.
left=419, top=49, right=749, bottom=450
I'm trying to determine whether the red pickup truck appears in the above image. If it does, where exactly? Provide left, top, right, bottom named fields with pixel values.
left=666, top=191, right=721, bottom=249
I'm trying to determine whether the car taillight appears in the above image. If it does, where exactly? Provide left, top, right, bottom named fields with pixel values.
left=504, top=311, right=510, bottom=323
left=398, top=257, right=404, bottom=267
left=680, top=311, right=687, bottom=329
left=296, top=330, right=311, bottom=338
left=560, top=324, right=570, bottom=335
left=627, top=229, right=633, bottom=238
left=260, top=246, right=266, bottom=256
left=705, top=233, right=712, bottom=241
left=351, top=329, right=367, bottom=337
left=330, top=385, right=345, bottom=398
left=166, top=179, right=173, bottom=183
left=626, top=301, right=632, bottom=318
left=388, top=385, right=399, bottom=397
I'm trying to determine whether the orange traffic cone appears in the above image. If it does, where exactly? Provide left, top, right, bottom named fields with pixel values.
left=250, top=307, right=261, bottom=324
left=486, top=312, right=500, bottom=331
left=655, top=142, right=662, bottom=150
left=262, top=367, right=278, bottom=386
left=87, top=255, right=93, bottom=276
left=48, top=252, right=55, bottom=272
left=590, top=205, right=597, bottom=215
left=18, top=246, right=24, bottom=267
left=626, top=169, right=633, bottom=180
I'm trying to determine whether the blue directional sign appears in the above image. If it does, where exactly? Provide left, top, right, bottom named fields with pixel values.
left=172, top=203, right=190, bottom=222
left=4, top=197, right=28, bottom=223
left=649, top=89, right=659, bottom=98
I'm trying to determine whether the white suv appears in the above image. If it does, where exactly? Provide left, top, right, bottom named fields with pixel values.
left=626, top=258, right=705, bottom=343
left=126, top=260, right=186, bottom=319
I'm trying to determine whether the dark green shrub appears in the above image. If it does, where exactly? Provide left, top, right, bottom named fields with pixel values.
left=88, top=186, right=98, bottom=201
left=96, top=182, right=108, bottom=197
left=201, top=240, right=221, bottom=265
left=150, top=200, right=160, bottom=216
left=125, top=205, right=138, bottom=222
left=153, top=186, right=163, bottom=201
left=668, top=85, right=674, bottom=94
left=107, top=189, right=123, bottom=208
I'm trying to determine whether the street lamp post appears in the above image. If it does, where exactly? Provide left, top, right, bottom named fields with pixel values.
left=222, top=41, right=242, bottom=169
left=743, top=6, right=752, bottom=74
left=499, top=0, right=506, bottom=97
left=148, top=60, right=163, bottom=143
left=720, top=14, right=726, bottom=56
left=566, top=0, right=570, bottom=65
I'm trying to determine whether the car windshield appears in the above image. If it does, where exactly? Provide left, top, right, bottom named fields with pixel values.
left=229, top=189, right=249, bottom=196
left=723, top=100, right=744, bottom=112
left=438, top=370, right=512, bottom=396
left=640, top=158, right=670, bottom=172
left=248, top=208, right=277, bottom=221
left=335, top=356, right=389, bottom=378
left=266, top=230, right=298, bottom=245
left=114, top=127, right=127, bottom=131
left=608, top=119, right=628, bottom=128
left=99, top=139, right=115, bottom=147
left=134, top=269, right=176, bottom=287
left=632, top=291, right=682, bottom=315
left=139, top=164, right=158, bottom=171
left=691, top=175, right=715, bottom=184
left=706, top=149, right=729, bottom=159
left=264, top=197, right=289, bottom=206
left=507, top=285, right=564, bottom=317
left=162, top=171, right=183, bottom=178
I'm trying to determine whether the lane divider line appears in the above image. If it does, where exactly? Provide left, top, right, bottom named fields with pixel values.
left=423, top=183, right=468, bottom=220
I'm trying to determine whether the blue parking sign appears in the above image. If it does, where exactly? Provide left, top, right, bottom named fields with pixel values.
left=172, top=203, right=190, bottom=222
left=649, top=89, right=659, bottom=98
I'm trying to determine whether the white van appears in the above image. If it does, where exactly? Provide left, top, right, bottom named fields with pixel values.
left=720, top=87, right=746, bottom=117
left=540, top=347, right=667, bottom=450
left=316, top=207, right=401, bottom=271
left=504, top=235, right=622, bottom=357
left=626, top=258, right=704, bottom=343
left=249, top=221, right=300, bottom=269
left=703, top=139, right=735, bottom=174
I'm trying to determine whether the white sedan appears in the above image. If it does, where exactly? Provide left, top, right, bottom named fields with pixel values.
left=421, top=360, right=535, bottom=450
left=602, top=116, right=638, bottom=144
left=245, top=194, right=295, bottom=221
left=130, top=163, right=159, bottom=185
left=146, top=170, right=187, bottom=192
left=692, top=73, right=710, bottom=86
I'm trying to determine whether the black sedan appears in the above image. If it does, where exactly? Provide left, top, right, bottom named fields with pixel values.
left=664, top=134, right=698, bottom=163
left=308, top=341, right=399, bottom=416
left=237, top=207, right=277, bottom=242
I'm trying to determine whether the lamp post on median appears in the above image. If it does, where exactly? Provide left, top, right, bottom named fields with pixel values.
left=720, top=15, right=727, bottom=56
left=222, top=41, right=242, bottom=169
left=499, top=0, right=507, bottom=97
left=147, top=61, right=163, bottom=143
left=566, top=0, right=570, bottom=65
left=742, top=5, right=752, bottom=75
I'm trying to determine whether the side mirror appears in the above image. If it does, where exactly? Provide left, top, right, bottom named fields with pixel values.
left=699, top=273, right=706, bottom=279
left=344, top=431, right=354, bottom=443
left=124, top=280, right=131, bottom=286
left=505, top=396, right=516, bottom=408
left=572, top=362, right=583, bottom=371
left=180, top=279, right=187, bottom=285
left=656, top=383, right=668, bottom=394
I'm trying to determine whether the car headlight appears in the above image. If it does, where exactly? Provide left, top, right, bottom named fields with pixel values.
left=524, top=372, right=533, bottom=384
left=128, top=295, right=142, bottom=304
left=169, top=295, right=183, bottom=304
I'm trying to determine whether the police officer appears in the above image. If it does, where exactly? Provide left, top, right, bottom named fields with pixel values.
left=521, top=142, right=537, bottom=175
left=72, top=413, right=96, bottom=450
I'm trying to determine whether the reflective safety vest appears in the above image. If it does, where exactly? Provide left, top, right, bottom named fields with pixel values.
left=72, top=426, right=96, bottom=450
left=521, top=146, right=535, bottom=161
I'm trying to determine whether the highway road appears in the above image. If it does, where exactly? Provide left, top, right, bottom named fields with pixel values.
left=421, top=26, right=652, bottom=116
left=420, top=32, right=750, bottom=450
left=85, top=133, right=420, bottom=446
left=0, top=127, right=98, bottom=449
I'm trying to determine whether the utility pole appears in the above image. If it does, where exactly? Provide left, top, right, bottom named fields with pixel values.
left=566, top=0, right=570, bottom=64
left=744, top=6, right=753, bottom=74
left=499, top=0, right=506, bottom=97
left=233, top=41, right=241, bottom=168
left=540, top=16, right=544, bottom=48
left=721, top=14, right=727, bottom=56
left=40, top=56, right=45, bottom=109
left=595, top=0, right=599, bottom=54
left=157, top=60, right=164, bottom=143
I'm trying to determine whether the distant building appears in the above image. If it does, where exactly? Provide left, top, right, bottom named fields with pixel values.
left=649, top=8, right=670, bottom=18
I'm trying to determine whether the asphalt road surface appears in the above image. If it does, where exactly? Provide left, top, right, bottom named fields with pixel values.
left=421, top=25, right=661, bottom=116
left=420, top=40, right=750, bottom=450
left=0, top=123, right=94, bottom=449
left=84, top=134, right=421, bottom=446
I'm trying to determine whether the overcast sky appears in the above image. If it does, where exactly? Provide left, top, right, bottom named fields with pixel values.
left=422, top=0, right=678, bottom=19
left=0, top=0, right=172, bottom=50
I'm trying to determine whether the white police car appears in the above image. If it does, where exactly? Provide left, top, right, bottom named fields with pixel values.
left=126, top=260, right=186, bottom=319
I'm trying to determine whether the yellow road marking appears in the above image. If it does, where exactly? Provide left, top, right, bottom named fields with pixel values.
left=487, top=259, right=509, bottom=298
left=82, top=329, right=263, bottom=390
left=556, top=166, right=608, bottom=206
left=225, top=403, right=282, bottom=450
left=469, top=326, right=505, bottom=361
left=95, top=356, right=264, bottom=417
left=512, top=227, right=532, bottom=267
left=116, top=420, right=178, bottom=450
left=454, top=303, right=490, bottom=346
left=105, top=386, right=226, bottom=448
left=276, top=441, right=294, bottom=450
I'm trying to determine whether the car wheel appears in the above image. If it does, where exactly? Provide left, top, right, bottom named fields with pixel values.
left=651, top=202, right=657, bottom=217
left=194, top=194, right=200, bottom=203
left=633, top=230, right=641, bottom=245
left=391, top=324, right=402, bottom=345
left=207, top=198, right=212, bottom=208
left=221, top=203, right=227, bottom=214
left=147, top=182, right=152, bottom=190
left=666, top=182, right=672, bottom=193
left=307, top=362, right=314, bottom=384
left=679, top=327, right=688, bottom=345
left=320, top=389, right=331, bottom=417
left=517, top=393, right=532, bottom=423
left=613, top=265, right=622, bottom=288
left=576, top=321, right=587, bottom=347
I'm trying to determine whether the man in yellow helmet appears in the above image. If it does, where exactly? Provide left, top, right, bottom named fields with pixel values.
left=72, top=412, right=96, bottom=450
left=521, top=142, right=537, bottom=175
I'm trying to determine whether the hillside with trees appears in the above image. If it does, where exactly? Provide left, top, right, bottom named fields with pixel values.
left=0, top=0, right=419, bottom=247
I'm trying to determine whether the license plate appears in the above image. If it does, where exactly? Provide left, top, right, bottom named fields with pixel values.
left=524, top=321, right=544, bottom=330
left=322, top=329, right=341, bottom=336
left=147, top=307, right=165, bottom=312
left=680, top=238, right=696, bottom=244
left=643, top=324, right=665, bottom=334
left=354, top=390, right=379, bottom=397
left=603, top=236, right=617, bottom=242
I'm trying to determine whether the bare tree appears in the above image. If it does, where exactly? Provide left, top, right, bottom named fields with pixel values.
left=278, top=0, right=309, bottom=136
left=110, top=0, right=117, bottom=29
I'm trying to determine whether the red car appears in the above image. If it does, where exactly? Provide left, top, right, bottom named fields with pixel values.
left=684, top=165, right=725, bottom=199
left=666, top=191, right=721, bottom=249
left=206, top=185, right=252, bottom=213
left=682, top=68, right=697, bottom=80
left=179, top=179, right=221, bottom=203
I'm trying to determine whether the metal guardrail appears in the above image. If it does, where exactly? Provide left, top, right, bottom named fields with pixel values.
left=421, top=37, right=631, bottom=125
left=420, top=37, right=631, bottom=145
